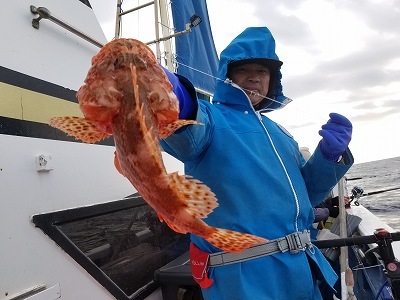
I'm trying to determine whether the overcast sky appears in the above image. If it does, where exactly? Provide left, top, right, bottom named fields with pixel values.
left=90, top=0, right=400, bottom=164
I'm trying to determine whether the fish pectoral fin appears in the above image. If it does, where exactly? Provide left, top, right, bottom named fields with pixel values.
left=168, top=172, right=218, bottom=219
left=49, top=116, right=111, bottom=143
left=159, top=120, right=203, bottom=139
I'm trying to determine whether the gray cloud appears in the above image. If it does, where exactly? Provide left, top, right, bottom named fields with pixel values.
left=382, top=99, right=400, bottom=109
left=244, top=0, right=400, bottom=110
left=249, top=0, right=316, bottom=48
left=334, top=0, right=400, bottom=35
left=283, top=36, right=400, bottom=101
left=351, top=99, right=400, bottom=120
left=350, top=110, right=400, bottom=122
left=352, top=101, right=380, bottom=110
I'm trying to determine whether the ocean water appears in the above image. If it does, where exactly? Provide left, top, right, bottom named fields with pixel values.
left=346, top=156, right=400, bottom=231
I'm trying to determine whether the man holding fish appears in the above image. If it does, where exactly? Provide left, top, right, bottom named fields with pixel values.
left=50, top=25, right=353, bottom=299
left=161, top=26, right=353, bottom=299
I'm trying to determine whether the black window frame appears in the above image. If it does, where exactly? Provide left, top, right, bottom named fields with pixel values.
left=32, top=194, right=167, bottom=300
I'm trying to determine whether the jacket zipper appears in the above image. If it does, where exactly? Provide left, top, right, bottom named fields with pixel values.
left=255, top=111, right=301, bottom=232
left=231, top=82, right=301, bottom=232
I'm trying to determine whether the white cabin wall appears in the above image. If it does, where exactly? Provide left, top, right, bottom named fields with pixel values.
left=0, top=0, right=106, bottom=90
left=0, top=135, right=133, bottom=299
left=0, top=1, right=182, bottom=298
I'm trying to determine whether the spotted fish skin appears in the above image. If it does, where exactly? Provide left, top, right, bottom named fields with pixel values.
left=49, top=39, right=267, bottom=252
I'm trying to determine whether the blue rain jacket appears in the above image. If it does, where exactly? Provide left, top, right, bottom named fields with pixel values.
left=161, top=27, right=353, bottom=300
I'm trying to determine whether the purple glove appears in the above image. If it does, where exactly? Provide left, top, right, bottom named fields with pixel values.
left=160, top=65, right=196, bottom=119
left=319, top=113, right=352, bottom=162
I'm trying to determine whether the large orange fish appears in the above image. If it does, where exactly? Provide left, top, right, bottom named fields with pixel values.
left=50, top=38, right=267, bottom=252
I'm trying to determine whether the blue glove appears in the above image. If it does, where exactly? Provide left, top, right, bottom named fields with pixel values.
left=319, top=113, right=352, bottom=162
left=160, top=65, right=196, bottom=119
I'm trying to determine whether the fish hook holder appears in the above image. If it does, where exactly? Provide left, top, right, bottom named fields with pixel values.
left=30, top=5, right=50, bottom=29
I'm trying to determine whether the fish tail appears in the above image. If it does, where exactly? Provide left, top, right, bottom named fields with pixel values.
left=167, top=171, right=267, bottom=252
left=207, top=228, right=267, bottom=253
left=49, top=116, right=111, bottom=143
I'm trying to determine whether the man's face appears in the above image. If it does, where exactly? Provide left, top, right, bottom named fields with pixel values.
left=229, top=63, right=271, bottom=106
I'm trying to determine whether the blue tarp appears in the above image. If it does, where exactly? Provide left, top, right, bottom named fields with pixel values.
left=171, top=0, right=219, bottom=95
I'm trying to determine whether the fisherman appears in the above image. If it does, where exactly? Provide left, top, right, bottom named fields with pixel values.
left=160, top=26, right=353, bottom=299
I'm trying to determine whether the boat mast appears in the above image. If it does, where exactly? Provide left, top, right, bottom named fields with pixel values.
left=113, top=0, right=174, bottom=70
left=158, top=0, right=174, bottom=71
left=153, top=0, right=161, bottom=63
left=115, top=0, right=122, bottom=39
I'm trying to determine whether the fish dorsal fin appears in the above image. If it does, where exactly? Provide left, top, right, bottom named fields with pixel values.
left=159, top=120, right=202, bottom=139
left=49, top=116, right=111, bottom=143
left=168, top=172, right=218, bottom=219
left=130, top=64, right=166, bottom=171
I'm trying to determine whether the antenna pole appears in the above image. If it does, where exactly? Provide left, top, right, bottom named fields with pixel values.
left=115, top=0, right=122, bottom=39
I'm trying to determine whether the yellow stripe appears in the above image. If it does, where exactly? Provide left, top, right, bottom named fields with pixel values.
left=0, top=82, right=83, bottom=123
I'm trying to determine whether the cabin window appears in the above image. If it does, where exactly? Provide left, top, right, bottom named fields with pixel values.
left=32, top=194, right=190, bottom=300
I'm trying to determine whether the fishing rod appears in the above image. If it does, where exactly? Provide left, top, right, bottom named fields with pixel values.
left=362, top=186, right=400, bottom=197
left=346, top=185, right=400, bottom=207
left=313, top=230, right=400, bottom=249
left=313, top=228, right=400, bottom=299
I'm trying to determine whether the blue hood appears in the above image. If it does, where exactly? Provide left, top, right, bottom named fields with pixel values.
left=212, top=27, right=291, bottom=111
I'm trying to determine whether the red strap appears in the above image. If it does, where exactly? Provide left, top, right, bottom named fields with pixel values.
left=190, top=243, right=214, bottom=288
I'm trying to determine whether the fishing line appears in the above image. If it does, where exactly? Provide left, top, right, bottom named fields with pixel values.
left=174, top=59, right=285, bottom=110
left=352, top=263, right=384, bottom=271
left=173, top=59, right=329, bottom=121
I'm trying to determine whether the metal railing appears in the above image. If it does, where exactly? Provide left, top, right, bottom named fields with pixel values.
left=30, top=5, right=104, bottom=48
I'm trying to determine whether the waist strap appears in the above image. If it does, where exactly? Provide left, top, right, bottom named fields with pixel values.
left=209, top=229, right=312, bottom=267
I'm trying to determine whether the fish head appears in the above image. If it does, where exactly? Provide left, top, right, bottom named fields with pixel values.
left=77, top=38, right=182, bottom=134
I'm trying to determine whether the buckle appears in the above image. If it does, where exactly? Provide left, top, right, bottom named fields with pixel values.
left=277, top=238, right=289, bottom=253
left=285, top=230, right=310, bottom=254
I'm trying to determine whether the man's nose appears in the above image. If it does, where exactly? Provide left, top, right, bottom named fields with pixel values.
left=248, top=73, right=261, bottom=81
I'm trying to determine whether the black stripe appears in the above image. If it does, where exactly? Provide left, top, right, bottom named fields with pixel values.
left=80, top=0, right=92, bottom=8
left=0, top=116, right=114, bottom=145
left=0, top=66, right=78, bottom=103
